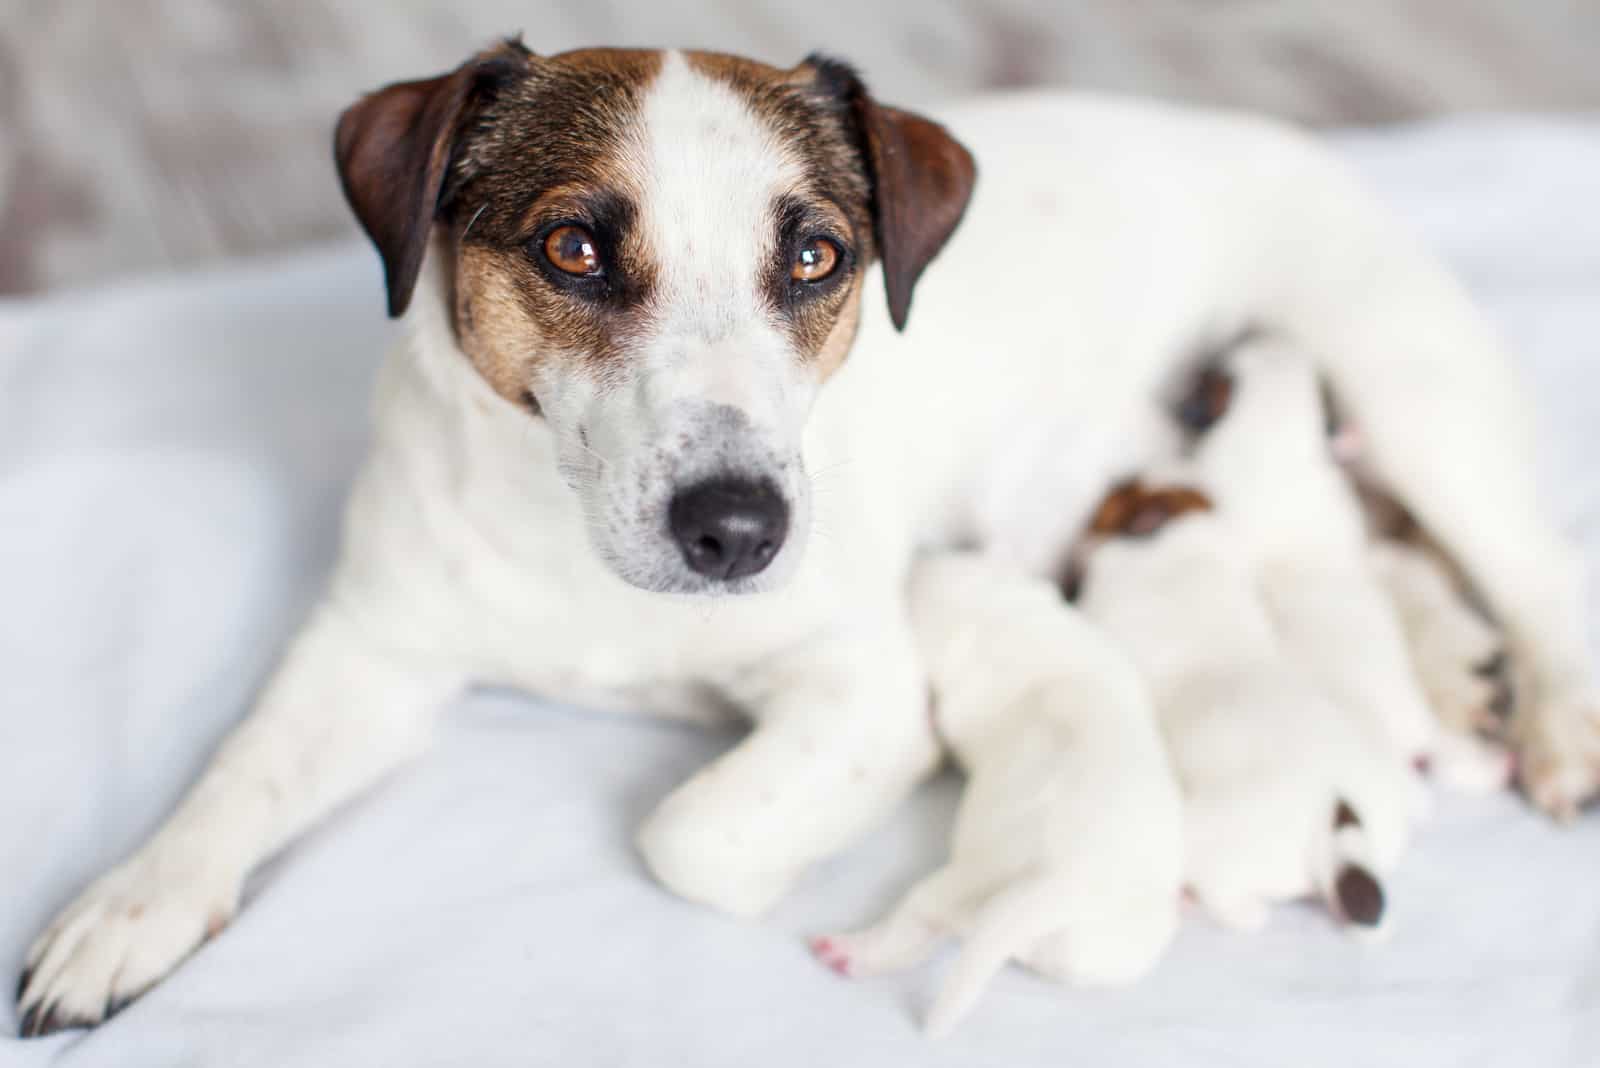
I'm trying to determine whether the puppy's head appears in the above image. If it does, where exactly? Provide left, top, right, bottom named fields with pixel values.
left=334, top=42, right=976, bottom=594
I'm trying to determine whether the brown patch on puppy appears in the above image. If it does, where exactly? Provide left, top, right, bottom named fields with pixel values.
left=1176, top=364, right=1235, bottom=435
left=1330, top=800, right=1384, bottom=926
left=1088, top=480, right=1215, bottom=540
left=1334, top=865, right=1385, bottom=927
left=1333, top=800, right=1362, bottom=829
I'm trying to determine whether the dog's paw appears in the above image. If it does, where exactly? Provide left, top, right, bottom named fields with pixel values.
left=1414, top=635, right=1512, bottom=743
left=17, top=854, right=237, bottom=1037
left=1518, top=690, right=1600, bottom=821
left=635, top=802, right=794, bottom=918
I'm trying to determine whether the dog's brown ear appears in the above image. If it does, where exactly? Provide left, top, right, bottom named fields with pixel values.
left=334, top=43, right=529, bottom=317
left=810, top=57, right=976, bottom=332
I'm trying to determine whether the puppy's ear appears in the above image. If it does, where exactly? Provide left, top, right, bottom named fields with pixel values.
left=334, top=41, right=530, bottom=317
left=808, top=55, right=977, bottom=332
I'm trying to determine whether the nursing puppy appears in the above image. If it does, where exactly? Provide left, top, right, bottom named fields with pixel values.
left=19, top=41, right=1599, bottom=1035
left=1183, top=339, right=1442, bottom=771
left=1078, top=486, right=1412, bottom=933
left=1077, top=340, right=1437, bottom=931
left=1187, top=341, right=1514, bottom=791
left=813, top=552, right=1182, bottom=1037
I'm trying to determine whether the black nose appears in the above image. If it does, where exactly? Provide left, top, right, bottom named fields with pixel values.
left=669, top=478, right=789, bottom=581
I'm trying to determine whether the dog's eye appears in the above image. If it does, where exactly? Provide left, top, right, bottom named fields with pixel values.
left=791, top=237, right=840, bottom=283
left=543, top=225, right=603, bottom=277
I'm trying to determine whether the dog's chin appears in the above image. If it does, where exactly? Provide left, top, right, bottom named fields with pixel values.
left=588, top=531, right=805, bottom=598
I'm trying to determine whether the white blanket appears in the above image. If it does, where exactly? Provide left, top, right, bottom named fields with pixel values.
left=3, top=117, right=1599, bottom=1067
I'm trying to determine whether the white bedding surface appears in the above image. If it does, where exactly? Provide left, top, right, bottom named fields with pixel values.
left=3, top=117, right=1599, bottom=1067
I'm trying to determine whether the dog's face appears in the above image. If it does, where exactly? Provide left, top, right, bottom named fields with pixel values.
left=334, top=43, right=975, bottom=593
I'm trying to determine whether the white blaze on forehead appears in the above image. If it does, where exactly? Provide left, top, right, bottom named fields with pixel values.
left=636, top=51, right=807, bottom=342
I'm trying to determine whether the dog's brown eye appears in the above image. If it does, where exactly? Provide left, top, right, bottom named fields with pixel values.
left=544, top=225, right=602, bottom=277
left=791, top=237, right=840, bottom=282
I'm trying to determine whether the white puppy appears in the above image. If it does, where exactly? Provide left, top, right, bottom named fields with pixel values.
left=1078, top=493, right=1411, bottom=933
left=1186, top=338, right=1443, bottom=770
left=1190, top=338, right=1513, bottom=792
left=813, top=552, right=1182, bottom=1037
left=1076, top=338, right=1441, bottom=931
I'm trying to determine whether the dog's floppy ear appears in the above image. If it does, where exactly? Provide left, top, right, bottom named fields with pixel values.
left=334, top=42, right=530, bottom=317
left=808, top=56, right=977, bottom=332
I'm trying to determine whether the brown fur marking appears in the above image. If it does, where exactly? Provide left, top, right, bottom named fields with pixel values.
left=1088, top=480, right=1215, bottom=540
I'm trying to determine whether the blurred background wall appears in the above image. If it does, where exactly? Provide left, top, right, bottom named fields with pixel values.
left=2, top=0, right=1598, bottom=295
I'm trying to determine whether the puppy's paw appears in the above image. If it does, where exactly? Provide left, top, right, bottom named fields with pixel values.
left=17, top=854, right=237, bottom=1037
left=1518, top=690, right=1600, bottom=821
left=809, top=935, right=859, bottom=977
left=809, top=916, right=944, bottom=980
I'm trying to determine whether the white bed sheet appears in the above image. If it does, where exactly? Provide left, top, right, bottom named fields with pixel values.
left=2, top=117, right=1599, bottom=1067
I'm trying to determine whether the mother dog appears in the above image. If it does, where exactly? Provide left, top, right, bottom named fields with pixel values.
left=18, top=41, right=1598, bottom=1035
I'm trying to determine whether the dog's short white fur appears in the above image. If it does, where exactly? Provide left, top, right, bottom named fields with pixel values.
left=21, top=65, right=1600, bottom=1026
left=1080, top=340, right=1423, bottom=931
left=813, top=552, right=1182, bottom=1036
left=1194, top=340, right=1442, bottom=766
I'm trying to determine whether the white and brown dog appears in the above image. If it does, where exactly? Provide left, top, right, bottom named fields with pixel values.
left=17, top=41, right=1599, bottom=1035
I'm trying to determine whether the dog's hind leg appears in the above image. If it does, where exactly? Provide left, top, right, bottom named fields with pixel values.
left=16, top=602, right=458, bottom=1036
left=1273, top=156, right=1600, bottom=817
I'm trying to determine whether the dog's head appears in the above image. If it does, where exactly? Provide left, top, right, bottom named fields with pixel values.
left=334, top=42, right=975, bottom=594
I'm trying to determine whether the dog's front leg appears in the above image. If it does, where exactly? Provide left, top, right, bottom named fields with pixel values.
left=637, top=622, right=938, bottom=918
left=16, top=602, right=459, bottom=1035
